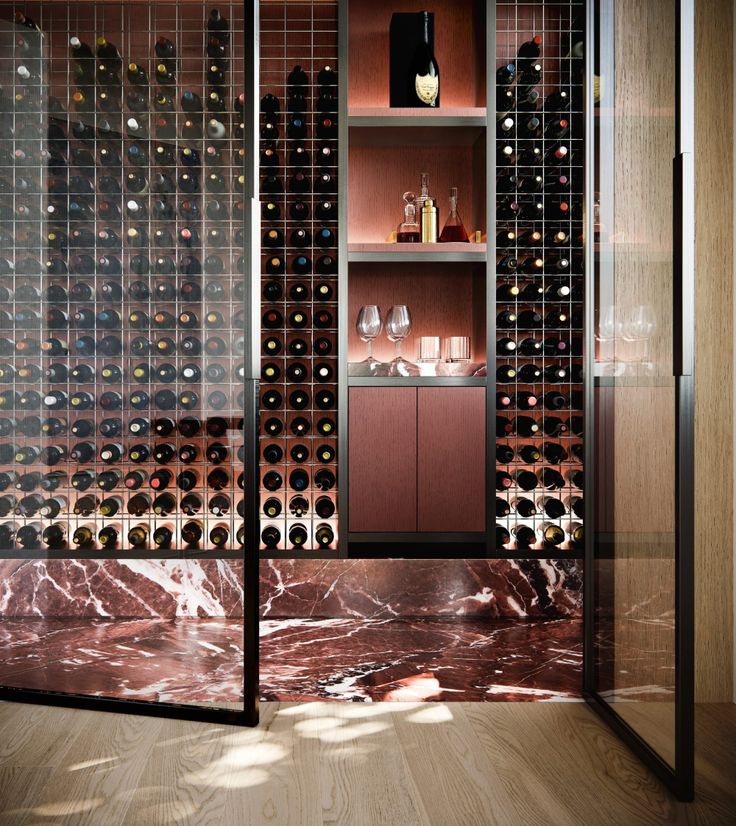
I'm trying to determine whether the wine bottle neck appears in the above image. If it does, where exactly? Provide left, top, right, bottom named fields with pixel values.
left=420, top=12, right=430, bottom=45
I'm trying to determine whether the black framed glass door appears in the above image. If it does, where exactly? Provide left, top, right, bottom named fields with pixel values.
left=0, top=0, right=259, bottom=726
left=585, top=0, right=694, bottom=800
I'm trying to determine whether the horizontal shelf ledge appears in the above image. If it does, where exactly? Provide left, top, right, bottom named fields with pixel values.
left=260, top=551, right=341, bottom=559
left=348, top=376, right=486, bottom=387
left=493, top=550, right=584, bottom=560
left=0, top=551, right=244, bottom=560
left=348, top=242, right=486, bottom=262
left=348, top=107, right=487, bottom=126
left=348, top=108, right=486, bottom=146
left=348, top=531, right=485, bottom=540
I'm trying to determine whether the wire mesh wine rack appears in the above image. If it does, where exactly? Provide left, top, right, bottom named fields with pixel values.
left=0, top=0, right=247, bottom=555
left=258, top=0, right=339, bottom=554
left=494, top=0, right=585, bottom=555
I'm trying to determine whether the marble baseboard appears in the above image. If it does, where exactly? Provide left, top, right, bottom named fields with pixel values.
left=260, top=558, right=583, bottom=620
left=260, top=617, right=582, bottom=702
left=0, top=616, right=582, bottom=704
left=0, top=559, right=245, bottom=619
left=0, top=558, right=582, bottom=622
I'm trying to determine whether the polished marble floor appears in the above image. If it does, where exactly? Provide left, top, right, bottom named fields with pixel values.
left=0, top=616, right=583, bottom=703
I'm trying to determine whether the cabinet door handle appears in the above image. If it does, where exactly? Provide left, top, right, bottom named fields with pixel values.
left=673, top=151, right=694, bottom=377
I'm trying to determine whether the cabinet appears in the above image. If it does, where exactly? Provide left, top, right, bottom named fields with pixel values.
left=348, top=387, right=485, bottom=534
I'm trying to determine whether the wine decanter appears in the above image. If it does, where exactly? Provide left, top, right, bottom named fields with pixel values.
left=439, top=186, right=469, bottom=242
left=397, top=192, right=420, bottom=242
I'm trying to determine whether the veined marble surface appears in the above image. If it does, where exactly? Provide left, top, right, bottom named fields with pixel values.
left=0, top=558, right=581, bottom=621
left=260, top=558, right=582, bottom=620
left=259, top=617, right=583, bottom=702
left=0, top=616, right=583, bottom=703
left=0, top=559, right=245, bottom=618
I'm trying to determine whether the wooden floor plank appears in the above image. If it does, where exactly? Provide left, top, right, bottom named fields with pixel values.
left=14, top=707, right=163, bottom=826
left=120, top=715, right=246, bottom=826
left=464, top=704, right=600, bottom=826
left=0, top=766, right=52, bottom=826
left=0, top=703, right=86, bottom=769
left=391, top=702, right=506, bottom=826
left=0, top=700, right=733, bottom=826
left=223, top=702, right=323, bottom=826
left=311, top=703, right=430, bottom=826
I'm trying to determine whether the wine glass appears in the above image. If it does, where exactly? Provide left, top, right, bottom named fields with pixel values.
left=622, top=304, right=656, bottom=342
left=356, top=305, right=382, bottom=363
left=385, top=305, right=412, bottom=364
left=622, top=303, right=657, bottom=368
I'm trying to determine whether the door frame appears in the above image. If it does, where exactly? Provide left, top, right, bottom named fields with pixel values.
left=583, top=0, right=695, bottom=801
left=0, top=0, right=261, bottom=728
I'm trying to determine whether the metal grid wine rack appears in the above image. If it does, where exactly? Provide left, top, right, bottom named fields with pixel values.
left=494, top=0, right=585, bottom=554
left=258, top=0, right=339, bottom=554
left=0, top=0, right=247, bottom=554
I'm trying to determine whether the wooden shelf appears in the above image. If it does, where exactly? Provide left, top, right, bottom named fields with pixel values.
left=260, top=551, right=341, bottom=560
left=349, top=108, right=486, bottom=146
left=348, top=242, right=486, bottom=263
left=349, top=107, right=486, bottom=126
left=348, top=376, right=486, bottom=387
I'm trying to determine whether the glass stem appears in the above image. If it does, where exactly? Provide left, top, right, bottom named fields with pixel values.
left=367, top=339, right=373, bottom=360
left=396, top=340, right=402, bottom=360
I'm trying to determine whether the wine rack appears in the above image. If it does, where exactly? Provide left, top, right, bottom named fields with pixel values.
left=494, top=1, right=585, bottom=554
left=0, top=1, right=247, bottom=554
left=258, top=0, right=339, bottom=554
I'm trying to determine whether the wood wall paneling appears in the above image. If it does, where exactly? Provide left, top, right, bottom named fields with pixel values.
left=417, top=388, right=486, bottom=532
left=694, top=0, right=734, bottom=703
left=348, top=388, right=417, bottom=532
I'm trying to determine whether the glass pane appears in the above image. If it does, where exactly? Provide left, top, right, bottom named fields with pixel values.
left=0, top=1, right=250, bottom=715
left=594, top=0, right=677, bottom=766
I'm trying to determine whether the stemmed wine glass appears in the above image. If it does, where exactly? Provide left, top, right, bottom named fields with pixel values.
left=621, top=303, right=656, bottom=368
left=385, top=305, right=412, bottom=365
left=356, top=305, right=382, bottom=363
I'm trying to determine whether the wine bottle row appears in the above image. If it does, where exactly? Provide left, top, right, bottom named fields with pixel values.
left=495, top=18, right=585, bottom=554
left=0, top=519, right=245, bottom=551
left=259, top=49, right=339, bottom=554
left=0, top=8, right=247, bottom=553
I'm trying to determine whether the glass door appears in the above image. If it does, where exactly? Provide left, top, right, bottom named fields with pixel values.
left=585, top=0, right=694, bottom=799
left=0, top=0, right=259, bottom=726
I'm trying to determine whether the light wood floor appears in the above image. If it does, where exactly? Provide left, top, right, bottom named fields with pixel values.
left=0, top=701, right=734, bottom=825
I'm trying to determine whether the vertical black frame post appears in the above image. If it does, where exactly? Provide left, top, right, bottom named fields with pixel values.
left=583, top=0, right=695, bottom=800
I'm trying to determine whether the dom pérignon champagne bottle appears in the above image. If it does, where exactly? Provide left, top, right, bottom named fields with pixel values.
left=408, top=11, right=440, bottom=108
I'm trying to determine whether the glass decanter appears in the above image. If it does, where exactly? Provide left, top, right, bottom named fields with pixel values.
left=438, top=186, right=469, bottom=242
left=397, top=191, right=420, bottom=242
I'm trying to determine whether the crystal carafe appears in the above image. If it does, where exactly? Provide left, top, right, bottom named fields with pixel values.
left=397, top=191, right=420, bottom=242
left=439, top=186, right=469, bottom=242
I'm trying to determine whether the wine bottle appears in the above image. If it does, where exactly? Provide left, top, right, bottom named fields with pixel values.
left=407, top=12, right=440, bottom=107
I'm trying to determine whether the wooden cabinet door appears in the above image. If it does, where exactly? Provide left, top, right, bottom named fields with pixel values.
left=348, top=387, right=417, bottom=532
left=417, top=387, right=486, bottom=533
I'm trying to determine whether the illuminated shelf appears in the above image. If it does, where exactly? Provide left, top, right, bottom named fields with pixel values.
left=348, top=242, right=486, bottom=262
left=0, top=550, right=244, bottom=561
left=349, top=108, right=487, bottom=146
left=349, top=107, right=486, bottom=126
left=347, top=377, right=486, bottom=387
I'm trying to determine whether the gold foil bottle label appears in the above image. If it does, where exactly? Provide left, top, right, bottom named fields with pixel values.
left=414, top=74, right=439, bottom=106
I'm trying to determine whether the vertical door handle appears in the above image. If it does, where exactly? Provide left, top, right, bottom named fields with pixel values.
left=673, top=151, right=694, bottom=377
